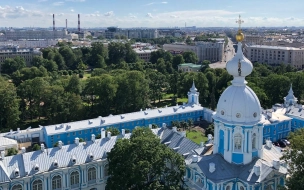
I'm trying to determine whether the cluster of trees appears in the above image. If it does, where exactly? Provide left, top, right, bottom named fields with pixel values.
left=107, top=127, right=186, bottom=190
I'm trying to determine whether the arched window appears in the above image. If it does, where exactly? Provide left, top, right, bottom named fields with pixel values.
left=226, top=186, right=231, bottom=190
left=70, top=171, right=80, bottom=188
left=252, top=133, right=257, bottom=150
left=52, top=175, right=62, bottom=190
left=104, top=164, right=108, bottom=177
left=240, top=186, right=245, bottom=190
left=88, top=167, right=97, bottom=182
left=12, top=184, right=22, bottom=190
left=234, top=133, right=242, bottom=152
left=32, top=180, right=43, bottom=190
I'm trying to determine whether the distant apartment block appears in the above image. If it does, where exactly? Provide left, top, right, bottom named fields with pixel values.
left=0, top=46, right=42, bottom=66
left=1, top=29, right=68, bottom=41
left=105, top=27, right=158, bottom=39
left=0, top=40, right=58, bottom=48
left=178, top=63, right=202, bottom=72
left=244, top=35, right=265, bottom=45
left=244, top=44, right=304, bottom=69
left=134, top=48, right=158, bottom=62
left=163, top=41, right=224, bottom=63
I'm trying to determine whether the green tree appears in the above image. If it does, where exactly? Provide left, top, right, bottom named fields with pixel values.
left=6, top=148, right=18, bottom=156
left=0, top=77, right=20, bottom=129
left=281, top=128, right=304, bottom=190
left=65, top=74, right=82, bottom=95
left=59, top=46, right=77, bottom=69
left=106, top=127, right=186, bottom=190
left=172, top=54, right=185, bottom=70
left=182, top=51, right=198, bottom=63
left=106, top=127, right=120, bottom=136
left=1, top=57, right=26, bottom=74
left=32, top=144, right=41, bottom=151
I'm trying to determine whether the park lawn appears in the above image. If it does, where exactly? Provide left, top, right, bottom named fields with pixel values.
left=186, top=130, right=208, bottom=144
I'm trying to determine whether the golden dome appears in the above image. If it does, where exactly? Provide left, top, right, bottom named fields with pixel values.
left=236, top=29, right=244, bottom=42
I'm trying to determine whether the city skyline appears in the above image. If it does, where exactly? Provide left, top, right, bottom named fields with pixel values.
left=0, top=0, right=304, bottom=28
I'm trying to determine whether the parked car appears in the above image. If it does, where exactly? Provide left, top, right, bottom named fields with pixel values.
left=277, top=139, right=287, bottom=148
left=281, top=138, right=290, bottom=145
left=273, top=142, right=280, bottom=147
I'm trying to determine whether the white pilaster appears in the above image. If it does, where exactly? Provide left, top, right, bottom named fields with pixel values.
left=213, top=123, right=219, bottom=153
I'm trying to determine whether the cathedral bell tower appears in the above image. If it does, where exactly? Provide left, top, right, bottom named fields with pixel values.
left=212, top=15, right=264, bottom=165
left=187, top=81, right=200, bottom=105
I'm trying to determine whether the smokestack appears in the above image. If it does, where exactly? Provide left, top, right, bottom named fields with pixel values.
left=66, top=19, right=67, bottom=30
left=78, top=14, right=80, bottom=32
left=53, top=14, right=55, bottom=31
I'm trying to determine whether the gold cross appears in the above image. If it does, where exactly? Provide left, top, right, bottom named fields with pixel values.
left=236, top=15, right=244, bottom=30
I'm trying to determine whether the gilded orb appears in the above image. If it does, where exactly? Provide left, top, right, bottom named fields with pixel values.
left=236, top=30, right=244, bottom=42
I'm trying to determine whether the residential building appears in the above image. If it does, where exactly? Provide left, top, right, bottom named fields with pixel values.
left=244, top=35, right=264, bottom=45
left=134, top=49, right=158, bottom=62
left=163, top=41, right=224, bottom=63
left=178, top=63, right=202, bottom=72
left=0, top=45, right=42, bottom=66
left=3, top=29, right=68, bottom=41
left=244, top=44, right=304, bottom=69
left=0, top=40, right=58, bottom=48
left=104, top=27, right=158, bottom=39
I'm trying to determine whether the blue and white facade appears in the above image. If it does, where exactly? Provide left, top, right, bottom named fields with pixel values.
left=0, top=83, right=214, bottom=148
left=185, top=37, right=288, bottom=190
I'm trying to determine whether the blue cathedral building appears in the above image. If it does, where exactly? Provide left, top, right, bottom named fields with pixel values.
left=1, top=18, right=304, bottom=190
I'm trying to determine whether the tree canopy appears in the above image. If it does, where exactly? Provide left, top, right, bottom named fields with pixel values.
left=106, top=127, right=186, bottom=190
left=281, top=128, right=304, bottom=189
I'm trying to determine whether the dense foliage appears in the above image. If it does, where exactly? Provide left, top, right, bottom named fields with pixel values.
left=106, top=127, right=186, bottom=190
left=281, top=128, right=304, bottom=189
left=0, top=41, right=302, bottom=133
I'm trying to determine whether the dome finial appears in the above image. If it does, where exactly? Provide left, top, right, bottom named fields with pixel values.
left=190, top=80, right=197, bottom=92
left=236, top=15, right=244, bottom=42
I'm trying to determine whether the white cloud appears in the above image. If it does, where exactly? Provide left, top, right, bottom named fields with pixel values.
left=146, top=13, right=153, bottom=18
left=38, top=0, right=48, bottom=2
left=145, top=2, right=168, bottom=6
left=70, top=9, right=74, bottom=12
left=104, top=11, right=114, bottom=17
left=53, top=2, right=64, bottom=6
left=170, top=15, right=178, bottom=18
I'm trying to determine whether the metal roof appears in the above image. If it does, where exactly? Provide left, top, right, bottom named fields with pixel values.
left=44, top=104, right=206, bottom=135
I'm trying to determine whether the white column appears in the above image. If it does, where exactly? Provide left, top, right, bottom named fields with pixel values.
left=245, top=130, right=248, bottom=153
left=230, top=129, right=233, bottom=152
left=224, top=128, right=228, bottom=150
left=248, top=131, right=252, bottom=152
left=214, top=123, right=218, bottom=146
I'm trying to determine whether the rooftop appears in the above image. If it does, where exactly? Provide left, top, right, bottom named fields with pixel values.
left=247, top=44, right=304, bottom=50
left=43, top=104, right=205, bottom=135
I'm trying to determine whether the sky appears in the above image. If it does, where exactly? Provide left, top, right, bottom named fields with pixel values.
left=0, top=0, right=304, bottom=28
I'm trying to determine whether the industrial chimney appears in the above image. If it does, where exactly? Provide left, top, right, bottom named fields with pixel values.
left=53, top=14, right=55, bottom=31
left=78, top=14, right=80, bottom=32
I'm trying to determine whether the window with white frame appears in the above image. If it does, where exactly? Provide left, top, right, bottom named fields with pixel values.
left=226, top=186, right=231, bottom=190
left=32, top=179, right=43, bottom=190
left=52, top=175, right=62, bottom=190
left=252, top=133, right=257, bottom=150
left=88, top=167, right=97, bottom=182
left=234, top=133, right=242, bottom=152
left=12, top=184, right=22, bottom=190
left=70, top=171, right=80, bottom=187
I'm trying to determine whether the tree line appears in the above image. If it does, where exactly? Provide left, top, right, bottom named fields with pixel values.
left=0, top=42, right=303, bottom=132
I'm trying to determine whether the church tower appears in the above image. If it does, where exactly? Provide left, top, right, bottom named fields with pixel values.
left=187, top=81, right=200, bottom=105
left=284, top=84, right=298, bottom=107
left=212, top=16, right=264, bottom=164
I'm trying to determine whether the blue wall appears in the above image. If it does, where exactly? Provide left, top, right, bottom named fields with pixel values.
left=232, top=153, right=243, bottom=164
left=45, top=110, right=205, bottom=147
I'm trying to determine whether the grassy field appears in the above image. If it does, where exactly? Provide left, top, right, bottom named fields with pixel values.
left=186, top=130, right=208, bottom=144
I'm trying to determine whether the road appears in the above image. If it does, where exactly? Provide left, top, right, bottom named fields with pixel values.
left=209, top=38, right=235, bottom=69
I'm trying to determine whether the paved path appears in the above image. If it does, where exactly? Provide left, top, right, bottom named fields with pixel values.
left=209, top=38, right=235, bottom=69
